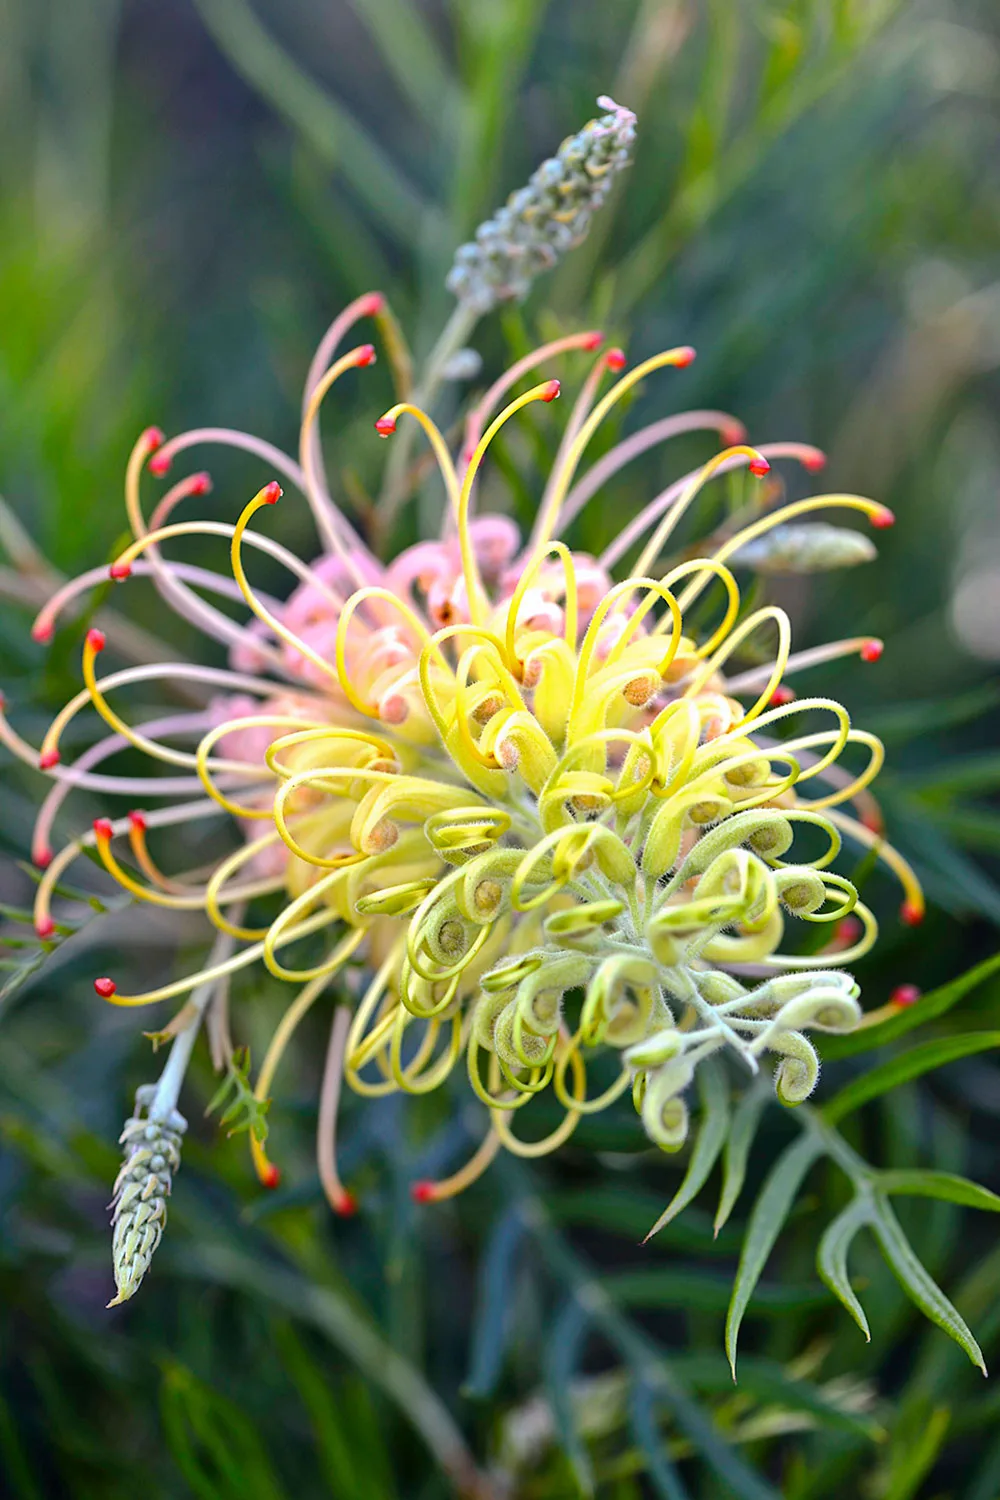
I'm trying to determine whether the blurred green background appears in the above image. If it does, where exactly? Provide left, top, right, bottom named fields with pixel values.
left=2, top=1, right=1000, bottom=1496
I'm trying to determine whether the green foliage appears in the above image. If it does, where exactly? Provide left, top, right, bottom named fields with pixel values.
left=205, top=1045, right=271, bottom=1144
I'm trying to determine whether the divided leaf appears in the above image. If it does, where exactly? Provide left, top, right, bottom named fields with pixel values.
left=715, top=1084, right=769, bottom=1236
left=645, top=1058, right=730, bottom=1242
left=816, top=1195, right=872, bottom=1340
left=823, top=1032, right=1000, bottom=1125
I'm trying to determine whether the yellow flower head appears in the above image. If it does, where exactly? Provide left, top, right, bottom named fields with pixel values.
left=6, top=294, right=924, bottom=1272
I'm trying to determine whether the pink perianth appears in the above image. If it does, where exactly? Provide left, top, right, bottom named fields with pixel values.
left=599, top=442, right=828, bottom=571
left=557, top=411, right=749, bottom=532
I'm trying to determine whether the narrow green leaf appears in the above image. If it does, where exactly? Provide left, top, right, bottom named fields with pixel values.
left=645, top=1058, right=730, bottom=1240
left=464, top=1206, right=525, bottom=1398
left=816, top=1195, right=872, bottom=1340
left=725, top=1134, right=822, bottom=1378
left=823, top=1032, right=1000, bottom=1124
left=543, top=1298, right=595, bottom=1497
left=876, top=1170, right=1000, bottom=1213
left=192, top=0, right=429, bottom=241
left=629, top=1380, right=689, bottom=1500
left=870, top=1196, right=986, bottom=1375
left=715, top=1084, right=769, bottom=1235
left=824, top=951, right=1000, bottom=1059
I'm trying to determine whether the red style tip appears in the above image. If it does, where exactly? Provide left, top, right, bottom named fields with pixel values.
left=375, top=416, right=396, bottom=437
left=38, top=748, right=60, bottom=771
left=860, top=639, right=884, bottom=663
left=410, top=1181, right=436, bottom=1204
left=836, top=916, right=863, bottom=945
left=261, top=481, right=282, bottom=505
left=35, top=916, right=55, bottom=939
left=93, top=818, right=114, bottom=841
left=360, top=291, right=385, bottom=316
left=582, top=330, right=604, bottom=350
left=748, top=456, right=771, bottom=477
left=35, top=846, right=53, bottom=869
left=109, top=561, right=131, bottom=581
left=890, top=983, right=921, bottom=1009
left=86, top=628, right=106, bottom=652
left=142, top=426, right=165, bottom=452
left=871, top=506, right=895, bottom=529
left=261, top=1163, right=281, bottom=1190
left=31, top=621, right=54, bottom=644
left=355, top=343, right=377, bottom=367
left=721, top=421, right=748, bottom=446
left=148, top=451, right=171, bottom=477
left=190, top=471, right=213, bottom=496
left=900, top=900, right=924, bottom=927
left=675, top=346, right=697, bottom=367
left=128, top=810, right=147, bottom=833
left=769, top=684, right=796, bottom=707
left=861, top=811, right=885, bottom=835
left=334, top=1191, right=358, bottom=1217
left=605, top=348, right=627, bottom=371
left=540, top=379, right=561, bottom=402
left=94, top=978, right=117, bottom=999
left=801, top=448, right=827, bottom=473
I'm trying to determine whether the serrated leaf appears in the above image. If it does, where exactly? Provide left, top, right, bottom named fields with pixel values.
left=816, top=1195, right=872, bottom=1340
left=645, top=1058, right=730, bottom=1241
left=725, top=1134, right=822, bottom=1379
left=876, top=1170, right=1000, bottom=1213
left=715, top=1084, right=769, bottom=1235
left=869, top=1196, right=986, bottom=1374
left=823, top=1032, right=1000, bottom=1125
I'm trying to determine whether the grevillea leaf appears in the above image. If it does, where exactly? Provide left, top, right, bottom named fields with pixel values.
left=823, top=950, right=1000, bottom=1059
left=876, top=1169, right=1000, bottom=1213
left=816, top=1195, right=872, bottom=1340
left=645, top=1058, right=730, bottom=1241
left=628, top=1380, right=689, bottom=1500
left=725, top=1133, right=822, bottom=1378
left=869, top=1195, right=986, bottom=1375
left=714, top=1083, right=769, bottom=1236
left=823, top=1032, right=1000, bottom=1125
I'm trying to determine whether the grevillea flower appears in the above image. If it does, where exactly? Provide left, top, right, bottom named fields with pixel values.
left=4, top=100, right=926, bottom=1301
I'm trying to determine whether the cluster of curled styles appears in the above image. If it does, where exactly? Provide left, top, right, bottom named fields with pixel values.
left=5, top=294, right=926, bottom=1270
left=446, top=96, right=637, bottom=312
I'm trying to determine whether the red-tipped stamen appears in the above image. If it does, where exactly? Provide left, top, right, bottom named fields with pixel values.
left=748, top=456, right=771, bottom=477
left=189, top=471, right=213, bottom=496
left=721, top=420, right=748, bottom=446
left=94, top=977, right=117, bottom=998
left=801, top=448, right=827, bottom=472
left=605, top=348, right=627, bottom=371
left=86, top=628, right=106, bottom=653
left=675, top=346, right=697, bottom=367
left=354, top=343, right=377, bottom=368
left=871, top=506, right=895, bottom=529
left=359, top=291, right=385, bottom=316
left=890, top=984, right=921, bottom=1008
left=769, top=684, right=796, bottom=707
left=581, top=330, right=604, bottom=350
left=39, top=748, right=60, bottom=770
left=35, top=915, right=55, bottom=939
left=143, top=426, right=165, bottom=453
left=860, top=639, right=884, bottom=663
left=148, top=451, right=171, bottom=477
left=375, top=416, right=396, bottom=437
left=261, top=481, right=282, bottom=505
left=109, top=562, right=131, bottom=581
left=31, top=620, right=54, bottom=644
left=93, top=818, right=114, bottom=841
left=540, top=379, right=561, bottom=402
left=128, top=810, right=147, bottom=833
left=411, top=1181, right=437, bottom=1204
left=262, top=1163, right=282, bottom=1189
left=900, top=900, right=924, bottom=927
left=35, top=846, right=53, bottom=869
